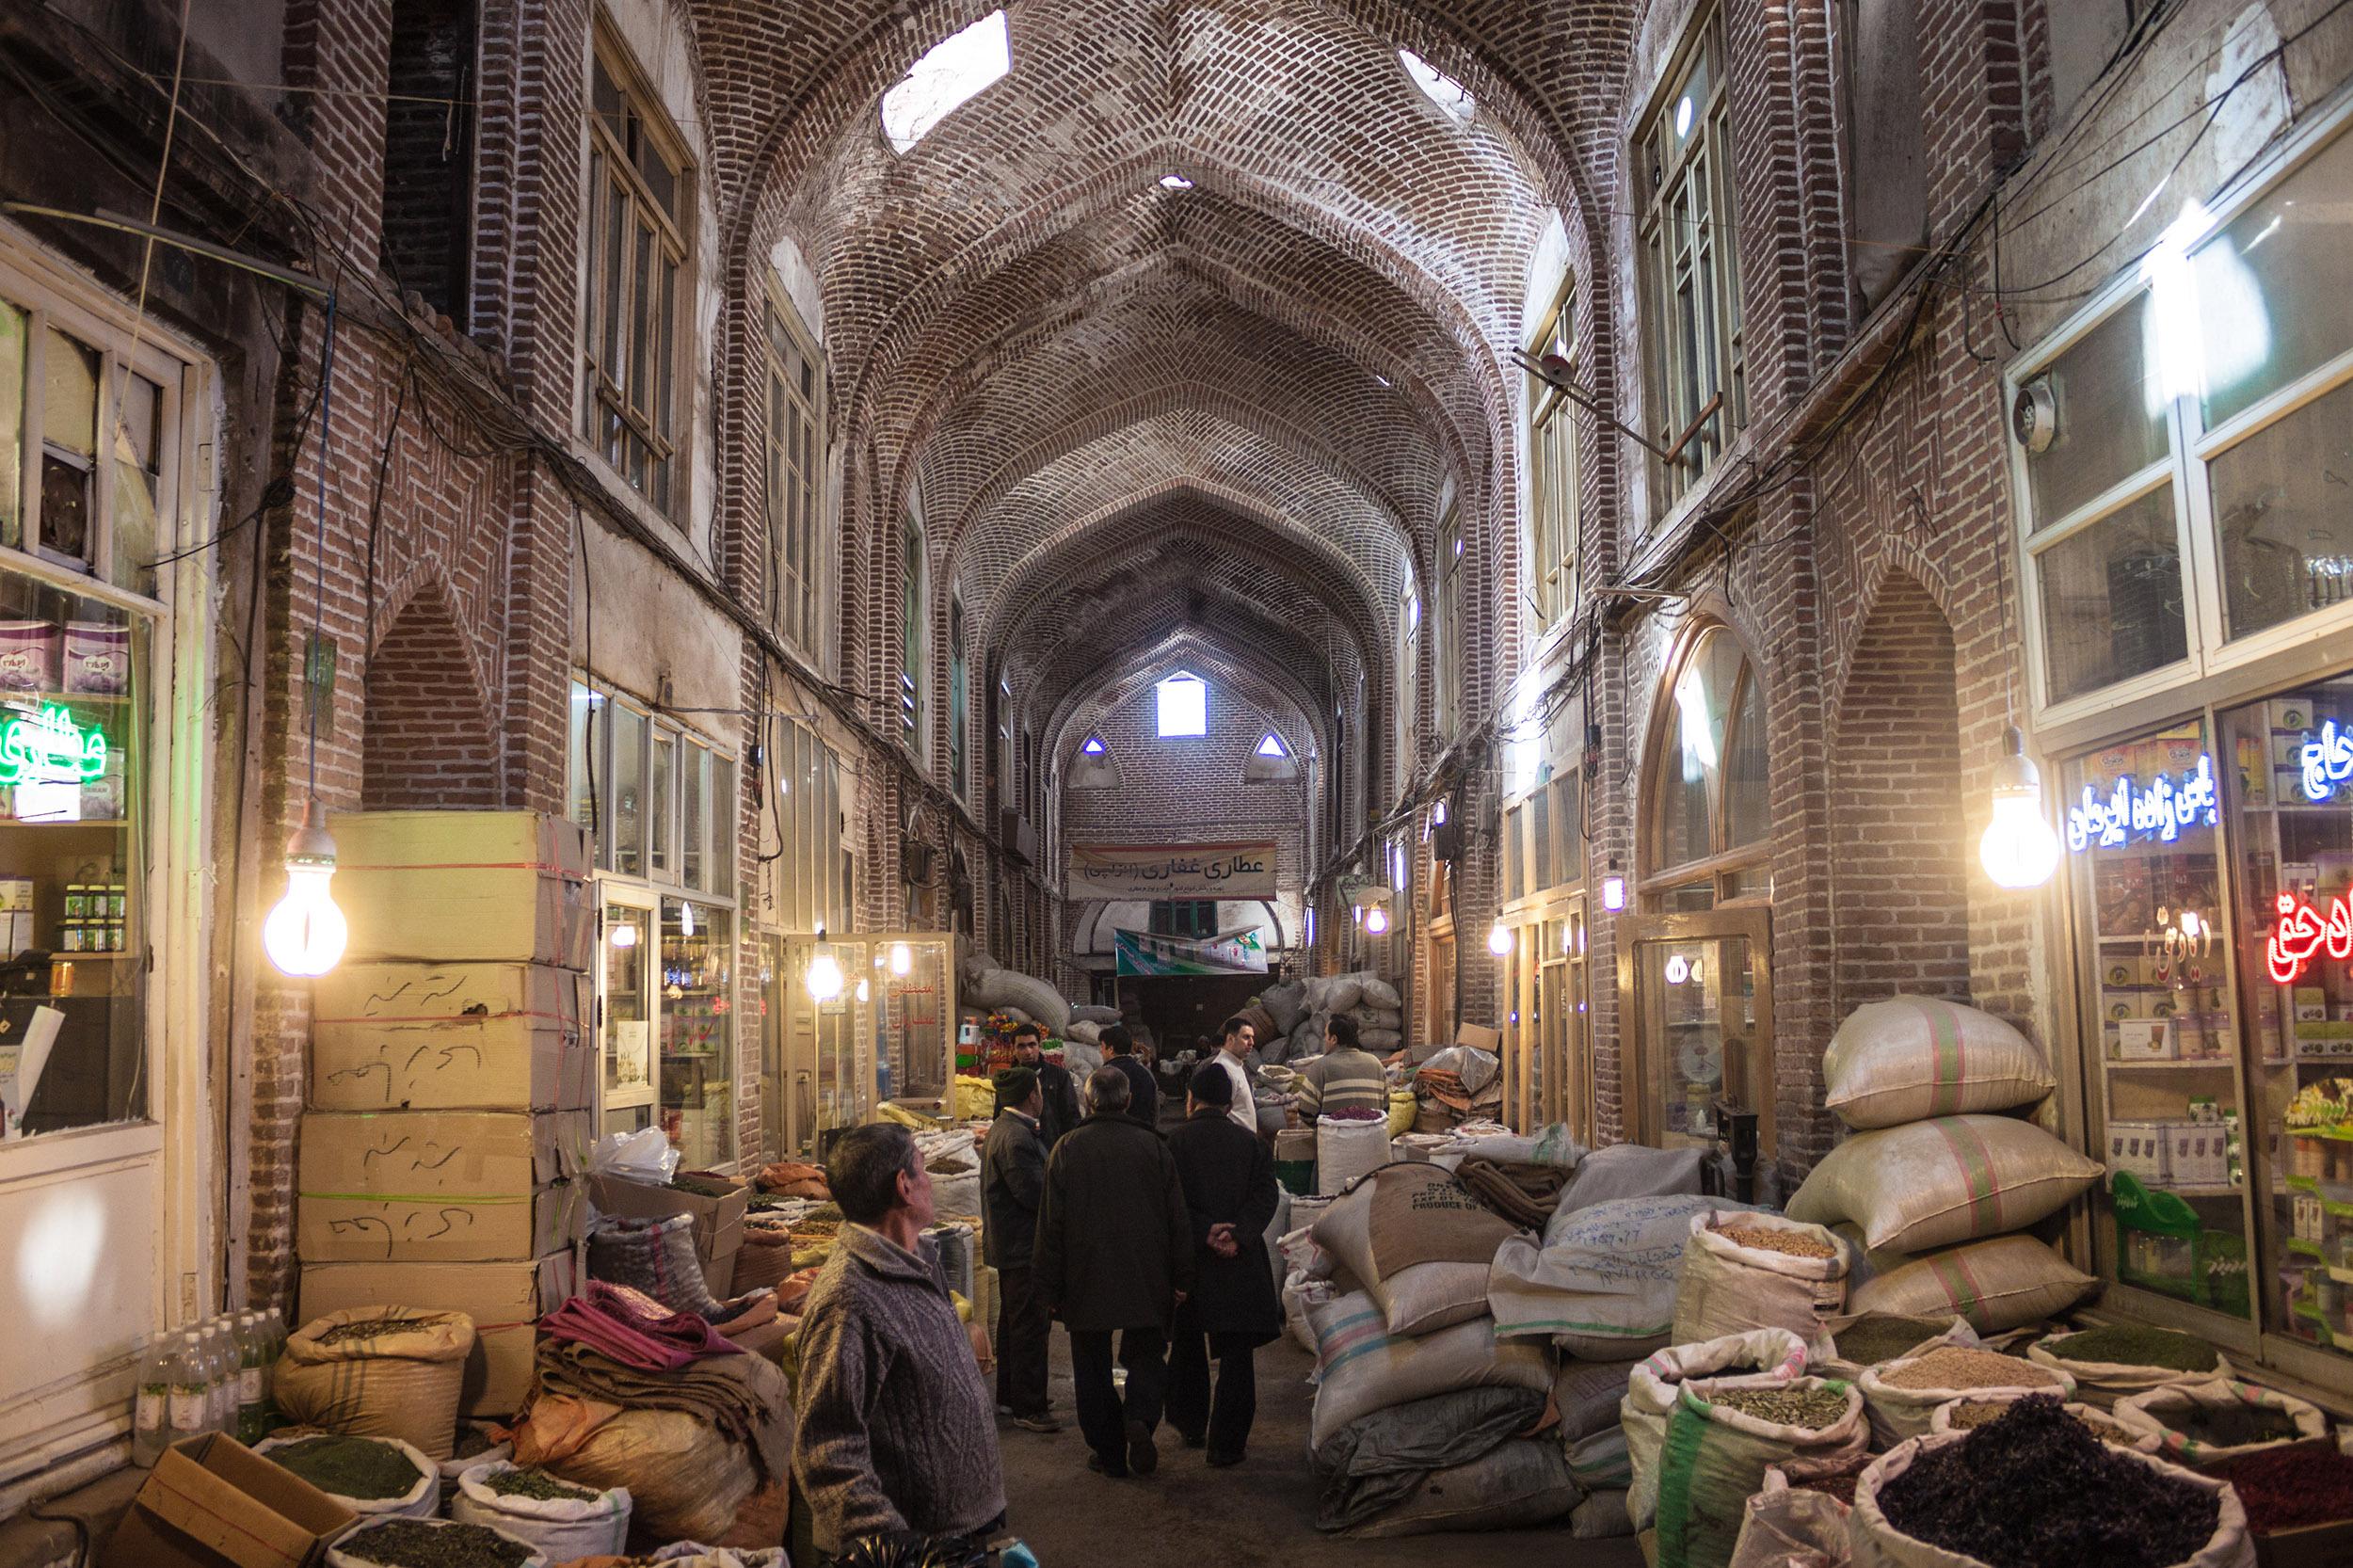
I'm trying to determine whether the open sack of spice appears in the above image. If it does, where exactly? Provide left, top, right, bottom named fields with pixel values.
left=1928, top=1391, right=2156, bottom=1450
left=1672, top=1210, right=1850, bottom=1345
left=2208, top=1440, right=2353, bottom=1547
left=1650, top=1376, right=1869, bottom=1568
left=257, top=1432, right=439, bottom=1520
left=273, top=1307, right=475, bottom=1460
left=1723, top=1483, right=1851, bottom=1568
left=325, top=1515, right=550, bottom=1568
left=2024, top=1321, right=2234, bottom=1410
left=1625, top=1327, right=1813, bottom=1538
left=1857, top=1343, right=2075, bottom=1448
left=1850, top=1398, right=2251, bottom=1568
left=1808, top=1313, right=1977, bottom=1382
left=2112, top=1381, right=2329, bottom=1469
left=450, top=1460, right=631, bottom=1560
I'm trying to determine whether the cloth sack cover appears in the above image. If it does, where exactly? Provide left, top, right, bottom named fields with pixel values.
left=1784, top=1114, right=2102, bottom=1255
left=1651, top=1377, right=1869, bottom=1568
left=1725, top=1485, right=1851, bottom=1568
left=1459, top=1123, right=1588, bottom=1169
left=1556, top=1355, right=1646, bottom=1440
left=452, top=1460, right=632, bottom=1560
left=2113, top=1381, right=2329, bottom=1468
left=1304, top=1289, right=1552, bottom=1451
left=1344, top=1438, right=1579, bottom=1539
left=1624, top=1328, right=1812, bottom=1537
left=1821, top=997, right=2056, bottom=1129
left=1573, top=1488, right=1637, bottom=1539
left=1313, top=1162, right=1525, bottom=1336
left=1311, top=1384, right=1551, bottom=1530
left=325, top=1517, right=549, bottom=1568
left=1672, top=1210, right=1849, bottom=1345
left=1316, top=1114, right=1391, bottom=1197
left=970, top=968, right=1069, bottom=1031
left=273, top=1307, right=475, bottom=1460
left=1490, top=1193, right=1740, bottom=1357
left=1843, top=1234, right=2096, bottom=1333
left=1570, top=1425, right=1633, bottom=1491
left=1848, top=1432, right=2253, bottom=1568
left=1856, top=1351, right=2075, bottom=1448
left=256, top=1433, right=440, bottom=1520
left=1557, top=1144, right=1707, bottom=1210
left=2025, top=1331, right=2235, bottom=1412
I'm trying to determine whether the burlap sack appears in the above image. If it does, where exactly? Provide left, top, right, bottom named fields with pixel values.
left=275, top=1306, right=475, bottom=1459
left=1822, top=997, right=2055, bottom=1129
left=2025, top=1331, right=2234, bottom=1411
left=1844, top=1234, right=2095, bottom=1333
left=513, top=1397, right=759, bottom=1544
left=1857, top=1352, right=2075, bottom=1448
left=1672, top=1211, right=1849, bottom=1345
left=1314, top=1161, right=1523, bottom=1335
left=731, top=1221, right=800, bottom=1292
left=2113, top=1382, right=2329, bottom=1468
left=1785, top=1115, right=2102, bottom=1254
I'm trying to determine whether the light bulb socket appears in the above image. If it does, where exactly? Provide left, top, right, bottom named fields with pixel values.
left=284, top=797, right=337, bottom=869
left=1992, top=724, right=2041, bottom=799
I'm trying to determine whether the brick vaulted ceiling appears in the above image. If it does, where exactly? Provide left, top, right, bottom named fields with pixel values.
left=683, top=0, right=1630, bottom=834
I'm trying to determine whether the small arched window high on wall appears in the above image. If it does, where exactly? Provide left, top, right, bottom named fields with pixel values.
left=948, top=598, right=968, bottom=798
left=1645, top=623, right=1770, bottom=909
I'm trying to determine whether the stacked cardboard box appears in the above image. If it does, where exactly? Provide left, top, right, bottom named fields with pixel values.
left=296, top=811, right=594, bottom=1418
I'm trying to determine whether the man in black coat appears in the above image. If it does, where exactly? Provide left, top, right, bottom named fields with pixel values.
left=1033, top=1065, right=1194, bottom=1480
left=1010, top=1021, right=1080, bottom=1146
left=1162, top=1061, right=1283, bottom=1465
left=981, top=1066, right=1057, bottom=1433
left=1099, top=1022, right=1157, bottom=1127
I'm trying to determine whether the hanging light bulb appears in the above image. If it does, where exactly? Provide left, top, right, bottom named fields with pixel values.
left=679, top=902, right=696, bottom=937
left=1602, top=857, right=1626, bottom=912
left=1487, top=921, right=1513, bottom=957
left=1979, top=725, right=2060, bottom=889
left=609, top=922, right=638, bottom=950
left=805, top=930, right=844, bottom=1002
left=264, top=801, right=347, bottom=977
left=889, top=941, right=913, bottom=976
left=1364, top=906, right=1389, bottom=936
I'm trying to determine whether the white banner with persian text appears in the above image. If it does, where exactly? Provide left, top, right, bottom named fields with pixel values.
left=1066, top=840, right=1278, bottom=900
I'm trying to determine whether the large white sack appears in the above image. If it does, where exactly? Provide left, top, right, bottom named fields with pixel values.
left=1262, top=983, right=1306, bottom=1035
left=1857, top=1350, right=2074, bottom=1448
left=452, top=1462, right=631, bottom=1561
left=1785, top=1114, right=2102, bottom=1254
left=2025, top=1330, right=2234, bottom=1411
left=1490, top=1193, right=1736, bottom=1357
left=1623, top=1329, right=1813, bottom=1536
left=1560, top=1144, right=1705, bottom=1209
left=257, top=1434, right=438, bottom=1520
left=1673, top=1211, right=1849, bottom=1345
left=1069, top=1003, right=1122, bottom=1025
left=1845, top=1234, right=2096, bottom=1333
left=1314, top=1161, right=1521, bottom=1335
left=1361, top=1028, right=1404, bottom=1053
left=1359, top=976, right=1402, bottom=1011
left=1849, top=1432, right=2252, bottom=1568
left=1060, top=1041, right=1104, bottom=1078
left=327, top=1517, right=549, bottom=1568
left=973, top=968, right=1070, bottom=1031
left=1319, top=977, right=1366, bottom=1015
left=1466, top=1123, right=1587, bottom=1168
left=1317, top=1115, right=1390, bottom=1197
left=1285, top=1270, right=1340, bottom=1353
left=1823, top=997, right=2055, bottom=1130
left=2113, top=1380, right=2328, bottom=1467
left=1651, top=1377, right=1869, bottom=1568
left=1062, top=1019, right=1102, bottom=1046
left=1346, top=1439, right=1579, bottom=1539
left=1264, top=1185, right=1292, bottom=1297
left=1305, top=1290, right=1551, bottom=1450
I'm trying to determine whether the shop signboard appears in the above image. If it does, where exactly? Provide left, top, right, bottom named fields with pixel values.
left=2065, top=751, right=2218, bottom=852
left=1066, top=840, right=1277, bottom=899
left=1113, top=927, right=1268, bottom=976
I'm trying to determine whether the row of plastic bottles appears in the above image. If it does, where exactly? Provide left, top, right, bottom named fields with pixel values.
left=132, top=1309, right=287, bottom=1465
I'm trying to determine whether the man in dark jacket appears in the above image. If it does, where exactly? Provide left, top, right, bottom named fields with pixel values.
left=982, top=1066, right=1058, bottom=1433
left=1034, top=1065, right=1194, bottom=1480
left=1100, top=1023, right=1157, bottom=1126
left=1011, top=1022, right=1080, bottom=1146
left=1162, top=1061, right=1283, bottom=1464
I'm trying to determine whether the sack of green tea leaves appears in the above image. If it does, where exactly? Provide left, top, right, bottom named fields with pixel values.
left=1651, top=1378, right=1867, bottom=1568
left=1625, top=1327, right=1813, bottom=1536
left=2113, top=1381, right=2327, bottom=1469
left=324, top=1517, right=548, bottom=1568
left=274, top=1307, right=474, bottom=1460
left=2025, top=1323, right=2234, bottom=1411
left=450, top=1460, right=631, bottom=1560
left=256, top=1432, right=438, bottom=1520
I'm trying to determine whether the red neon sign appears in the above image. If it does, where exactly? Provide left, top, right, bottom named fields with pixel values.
left=2269, top=891, right=2353, bottom=984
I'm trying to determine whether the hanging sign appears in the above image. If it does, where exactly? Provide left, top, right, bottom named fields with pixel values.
left=0, top=704, right=107, bottom=789
left=1066, top=840, right=1277, bottom=900
left=1113, top=927, right=1268, bottom=977
left=2269, top=891, right=2353, bottom=985
left=2301, top=721, right=2353, bottom=802
left=2065, top=753, right=2217, bottom=853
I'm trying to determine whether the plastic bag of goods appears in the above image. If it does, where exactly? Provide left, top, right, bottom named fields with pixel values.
left=1649, top=1377, right=1868, bottom=1568
left=1623, top=1327, right=1812, bottom=1535
left=1304, top=1289, right=1552, bottom=1451
left=1849, top=1407, right=2252, bottom=1568
left=2114, top=1381, right=2328, bottom=1469
left=950, top=1076, right=1000, bottom=1122
left=436, top=1423, right=513, bottom=1506
left=273, top=1308, right=475, bottom=1459
left=1312, top=1384, right=1552, bottom=1531
left=1672, top=1210, right=1849, bottom=1345
left=1725, top=1485, right=1852, bottom=1568
left=1316, top=1112, right=1391, bottom=1197
left=451, top=1461, right=631, bottom=1560
left=1491, top=1193, right=1735, bottom=1358
left=1345, top=1438, right=1580, bottom=1539
left=647, top=1551, right=790, bottom=1568
left=1785, top=1115, right=2103, bottom=1255
left=326, top=1516, right=550, bottom=1568
left=1810, top=1313, right=1977, bottom=1381
left=1821, top=997, right=2057, bottom=1129
left=1929, top=1393, right=2156, bottom=1450
left=2025, top=1322, right=2234, bottom=1411
left=1557, top=1355, right=1644, bottom=1441
left=1313, top=1161, right=1523, bottom=1336
left=257, top=1433, right=439, bottom=1520
left=1858, top=1344, right=2075, bottom=1448
left=1385, top=1090, right=1418, bottom=1139
left=1463, top=1122, right=1587, bottom=1169
left=1844, top=1233, right=2096, bottom=1333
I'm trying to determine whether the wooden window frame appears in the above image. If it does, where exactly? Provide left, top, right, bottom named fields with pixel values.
left=1640, top=621, right=1771, bottom=907
left=1525, top=275, right=1580, bottom=626
left=763, top=285, right=826, bottom=664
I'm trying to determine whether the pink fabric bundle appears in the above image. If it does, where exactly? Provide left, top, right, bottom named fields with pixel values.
left=541, top=1279, right=744, bottom=1370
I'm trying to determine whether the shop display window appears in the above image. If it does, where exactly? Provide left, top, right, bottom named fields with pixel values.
left=661, top=897, right=732, bottom=1168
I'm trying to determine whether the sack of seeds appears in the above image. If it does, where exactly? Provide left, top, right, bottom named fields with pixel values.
left=1673, top=1211, right=1850, bottom=1345
left=1725, top=1483, right=1852, bottom=1568
left=1858, top=1345, right=2075, bottom=1448
left=324, top=1515, right=551, bottom=1568
left=274, top=1306, right=474, bottom=1459
left=1625, top=1328, right=1813, bottom=1536
left=1928, top=1394, right=2157, bottom=1451
left=451, top=1460, right=632, bottom=1560
left=2025, top=1323, right=2234, bottom=1411
left=1651, top=1377, right=1868, bottom=1568
left=2113, top=1382, right=2328, bottom=1470
left=256, top=1432, right=439, bottom=1520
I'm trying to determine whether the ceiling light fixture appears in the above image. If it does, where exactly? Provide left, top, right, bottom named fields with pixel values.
left=1159, top=174, right=1194, bottom=191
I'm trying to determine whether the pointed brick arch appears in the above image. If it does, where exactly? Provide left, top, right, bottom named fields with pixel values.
left=361, top=575, right=500, bottom=809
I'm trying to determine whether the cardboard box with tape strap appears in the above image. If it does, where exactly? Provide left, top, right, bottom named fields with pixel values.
left=328, top=810, right=593, bottom=970
left=296, top=1109, right=589, bottom=1262
left=309, top=962, right=593, bottom=1112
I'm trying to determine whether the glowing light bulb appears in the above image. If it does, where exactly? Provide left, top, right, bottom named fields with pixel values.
left=264, top=804, right=345, bottom=977
left=609, top=923, right=638, bottom=949
left=1603, top=873, right=1626, bottom=912
left=1487, top=922, right=1513, bottom=957
left=806, top=946, right=844, bottom=1002
left=1979, top=726, right=2060, bottom=889
left=1665, top=954, right=1690, bottom=984
left=856, top=978, right=871, bottom=1003
left=1364, top=906, right=1389, bottom=936
left=679, top=903, right=696, bottom=937
left=889, top=941, right=913, bottom=976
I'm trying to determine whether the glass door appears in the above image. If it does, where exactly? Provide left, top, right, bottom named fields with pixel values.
left=1621, top=909, right=1773, bottom=1153
left=599, top=892, right=658, bottom=1137
left=660, top=896, right=733, bottom=1171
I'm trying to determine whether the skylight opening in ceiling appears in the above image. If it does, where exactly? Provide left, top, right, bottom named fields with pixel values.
left=1156, top=672, right=1208, bottom=738
left=1256, top=732, right=1289, bottom=759
left=1399, top=48, right=1475, bottom=122
left=881, top=10, right=1011, bottom=154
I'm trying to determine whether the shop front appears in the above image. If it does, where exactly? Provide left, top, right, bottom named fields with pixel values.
left=1497, top=694, right=1593, bottom=1142
left=2014, top=104, right=2353, bottom=1395
left=773, top=932, right=957, bottom=1158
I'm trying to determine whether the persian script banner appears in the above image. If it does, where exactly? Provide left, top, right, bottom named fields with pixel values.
left=1066, top=840, right=1278, bottom=900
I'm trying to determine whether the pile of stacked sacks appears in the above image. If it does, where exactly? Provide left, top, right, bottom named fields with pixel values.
left=1255, top=969, right=1406, bottom=1064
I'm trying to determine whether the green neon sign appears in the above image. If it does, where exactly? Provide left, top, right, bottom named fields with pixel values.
left=0, top=704, right=108, bottom=788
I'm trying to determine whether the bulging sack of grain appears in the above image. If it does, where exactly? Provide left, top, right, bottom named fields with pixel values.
left=1822, top=997, right=2056, bottom=1130
left=2114, top=1381, right=2328, bottom=1469
left=972, top=968, right=1070, bottom=1032
left=1845, top=1233, right=2096, bottom=1333
left=1070, top=1003, right=1123, bottom=1026
left=1928, top=1394, right=2159, bottom=1450
left=1360, top=976, right=1403, bottom=1011
left=1673, top=1211, right=1850, bottom=1345
left=513, top=1399, right=758, bottom=1544
left=1725, top=1485, right=1852, bottom=1568
left=274, top=1307, right=475, bottom=1459
left=1305, top=1289, right=1552, bottom=1451
left=1314, top=1162, right=1524, bottom=1335
left=1651, top=1377, right=1869, bottom=1568
left=325, top=1516, right=550, bottom=1568
left=1559, top=1143, right=1707, bottom=1208
left=1346, top=1438, right=1580, bottom=1539
left=1785, top=1115, right=2103, bottom=1255
left=1849, top=1430, right=2251, bottom=1568
left=1317, top=1114, right=1391, bottom=1197
left=1857, top=1345, right=2076, bottom=1448
left=256, top=1433, right=440, bottom=1520
left=1810, top=1312, right=1977, bottom=1382
left=1491, top=1194, right=1732, bottom=1358
left=1558, top=1356, right=1646, bottom=1441
left=2025, top=1324, right=2234, bottom=1410
left=1624, top=1328, right=1813, bottom=1534
left=451, top=1461, right=632, bottom=1560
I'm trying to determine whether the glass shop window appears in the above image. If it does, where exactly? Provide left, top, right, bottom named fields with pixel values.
left=1646, top=625, right=1770, bottom=907
left=660, top=896, right=731, bottom=1168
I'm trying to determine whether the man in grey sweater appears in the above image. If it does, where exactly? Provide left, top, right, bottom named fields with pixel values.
left=793, top=1123, right=1006, bottom=1557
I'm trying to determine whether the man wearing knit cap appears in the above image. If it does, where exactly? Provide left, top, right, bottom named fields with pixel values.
left=983, top=1065, right=1057, bottom=1432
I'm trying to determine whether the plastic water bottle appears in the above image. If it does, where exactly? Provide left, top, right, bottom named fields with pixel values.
left=196, top=1325, right=228, bottom=1433
left=132, top=1335, right=173, bottom=1466
left=235, top=1312, right=270, bottom=1443
left=167, top=1332, right=207, bottom=1444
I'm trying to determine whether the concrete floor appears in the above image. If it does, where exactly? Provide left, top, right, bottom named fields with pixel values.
left=997, top=1332, right=1648, bottom=1568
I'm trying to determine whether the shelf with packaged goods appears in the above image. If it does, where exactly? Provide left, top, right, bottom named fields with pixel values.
left=0, top=691, right=133, bottom=706
left=2103, top=1057, right=2240, bottom=1070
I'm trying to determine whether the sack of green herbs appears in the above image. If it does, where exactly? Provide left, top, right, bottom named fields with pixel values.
left=1625, top=1328, right=1813, bottom=1539
left=255, top=1432, right=438, bottom=1519
left=274, top=1307, right=474, bottom=1460
left=2113, top=1381, right=2328, bottom=1471
left=450, top=1461, right=631, bottom=1560
left=323, top=1515, right=549, bottom=1568
left=2025, top=1322, right=2234, bottom=1411
left=1651, top=1377, right=1869, bottom=1568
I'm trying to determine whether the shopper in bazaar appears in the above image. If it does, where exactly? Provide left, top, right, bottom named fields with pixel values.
left=1162, top=1061, right=1283, bottom=1465
left=1032, top=1064, right=1195, bottom=1479
left=1209, top=1014, right=1258, bottom=1135
left=1098, top=1021, right=1158, bottom=1126
left=792, top=1122, right=1006, bottom=1556
left=1010, top=1019, right=1080, bottom=1145
left=981, top=1064, right=1059, bottom=1434
left=1293, top=1014, right=1387, bottom=1117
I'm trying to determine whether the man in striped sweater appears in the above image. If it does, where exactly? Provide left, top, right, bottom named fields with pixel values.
left=1295, top=1015, right=1387, bottom=1118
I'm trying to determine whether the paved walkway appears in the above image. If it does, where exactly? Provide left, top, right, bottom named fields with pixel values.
left=996, top=1331, right=1646, bottom=1568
